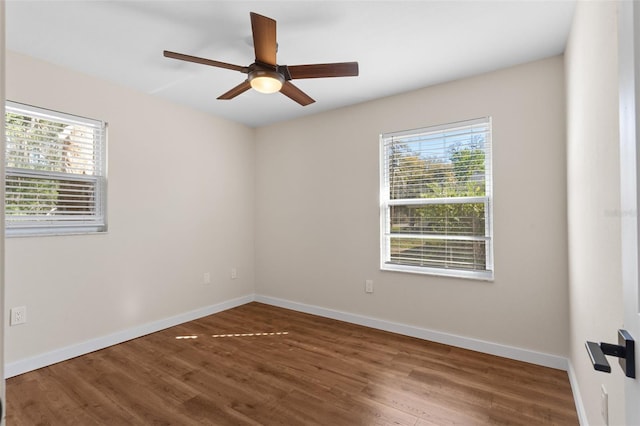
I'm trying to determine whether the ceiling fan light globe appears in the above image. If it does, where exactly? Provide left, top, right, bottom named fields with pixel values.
left=250, top=76, right=282, bottom=94
left=249, top=70, right=284, bottom=94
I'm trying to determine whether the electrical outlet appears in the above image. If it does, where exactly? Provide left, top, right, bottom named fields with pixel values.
left=231, top=268, right=238, bottom=279
left=601, top=384, right=609, bottom=425
left=10, top=306, right=27, bottom=326
left=203, top=272, right=211, bottom=285
left=365, top=279, right=374, bottom=293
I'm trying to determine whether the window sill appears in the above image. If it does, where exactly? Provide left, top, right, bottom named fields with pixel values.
left=6, top=226, right=108, bottom=238
left=381, top=263, right=494, bottom=281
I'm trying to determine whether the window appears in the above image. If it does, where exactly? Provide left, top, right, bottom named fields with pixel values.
left=5, top=102, right=107, bottom=236
left=380, top=117, right=493, bottom=280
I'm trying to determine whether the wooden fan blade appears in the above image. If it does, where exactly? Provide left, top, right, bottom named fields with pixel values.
left=217, top=80, right=252, bottom=100
left=286, top=62, right=359, bottom=79
left=280, top=81, right=315, bottom=106
left=164, top=50, right=247, bottom=73
left=250, top=12, right=277, bottom=66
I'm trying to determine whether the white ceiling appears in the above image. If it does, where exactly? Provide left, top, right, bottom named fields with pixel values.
left=6, top=1, right=576, bottom=128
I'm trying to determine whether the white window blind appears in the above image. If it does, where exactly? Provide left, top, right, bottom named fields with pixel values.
left=380, top=117, right=493, bottom=280
left=5, top=102, right=107, bottom=236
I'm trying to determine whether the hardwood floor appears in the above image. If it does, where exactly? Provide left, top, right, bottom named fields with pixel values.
left=6, top=302, right=579, bottom=425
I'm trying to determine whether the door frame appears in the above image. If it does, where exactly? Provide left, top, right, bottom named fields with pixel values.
left=618, top=1, right=640, bottom=424
left=1, top=1, right=6, bottom=423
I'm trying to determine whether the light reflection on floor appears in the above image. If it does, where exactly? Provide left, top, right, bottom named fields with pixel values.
left=175, top=331, right=289, bottom=340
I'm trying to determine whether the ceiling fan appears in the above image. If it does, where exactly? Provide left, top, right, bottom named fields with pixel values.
left=163, top=12, right=359, bottom=106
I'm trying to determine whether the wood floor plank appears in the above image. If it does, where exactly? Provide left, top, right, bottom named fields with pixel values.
left=6, top=302, right=579, bottom=425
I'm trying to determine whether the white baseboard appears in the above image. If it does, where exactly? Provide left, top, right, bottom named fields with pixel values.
left=6, top=293, right=570, bottom=378
left=255, top=294, right=569, bottom=371
left=567, top=361, right=589, bottom=425
left=5, top=294, right=255, bottom=378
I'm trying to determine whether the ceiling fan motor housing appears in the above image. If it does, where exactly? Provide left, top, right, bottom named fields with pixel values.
left=164, top=12, right=358, bottom=105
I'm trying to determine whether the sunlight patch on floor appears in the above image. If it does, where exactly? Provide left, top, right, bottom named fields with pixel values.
left=175, top=331, right=289, bottom=340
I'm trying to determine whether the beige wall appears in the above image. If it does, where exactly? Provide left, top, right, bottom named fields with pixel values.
left=4, top=41, right=573, bottom=383
left=565, top=2, right=625, bottom=425
left=4, top=51, right=256, bottom=363
left=255, top=56, right=569, bottom=357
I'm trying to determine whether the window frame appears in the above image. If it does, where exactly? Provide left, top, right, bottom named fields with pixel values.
left=5, top=101, right=108, bottom=237
left=379, top=117, right=494, bottom=280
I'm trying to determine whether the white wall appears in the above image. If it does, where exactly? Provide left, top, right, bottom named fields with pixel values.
left=4, top=51, right=256, bottom=364
left=255, top=56, right=569, bottom=357
left=565, top=2, right=625, bottom=425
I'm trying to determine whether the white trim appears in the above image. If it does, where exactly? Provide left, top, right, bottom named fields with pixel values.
left=381, top=262, right=494, bottom=281
left=5, top=294, right=254, bottom=378
left=255, top=294, right=569, bottom=371
left=6, top=293, right=570, bottom=378
left=567, top=361, right=589, bottom=426
left=379, top=117, right=494, bottom=282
